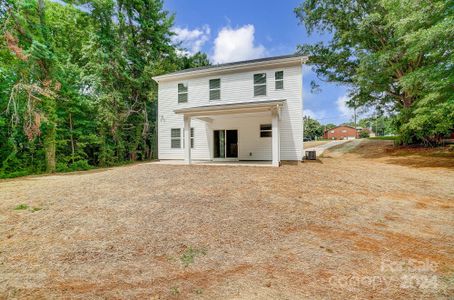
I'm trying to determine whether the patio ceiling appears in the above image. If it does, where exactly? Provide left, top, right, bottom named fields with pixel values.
left=174, top=99, right=285, bottom=117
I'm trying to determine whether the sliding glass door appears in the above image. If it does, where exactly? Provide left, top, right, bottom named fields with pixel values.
left=213, top=130, right=238, bottom=159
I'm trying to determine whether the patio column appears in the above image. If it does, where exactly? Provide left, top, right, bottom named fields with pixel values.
left=272, top=110, right=280, bottom=167
left=184, top=115, right=191, bottom=164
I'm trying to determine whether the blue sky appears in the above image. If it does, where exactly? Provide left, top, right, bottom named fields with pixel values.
left=164, top=0, right=353, bottom=125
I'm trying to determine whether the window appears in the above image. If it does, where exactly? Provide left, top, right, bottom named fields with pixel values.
left=342, top=129, right=347, bottom=133
left=178, top=83, right=188, bottom=103
left=209, top=79, right=221, bottom=100
left=330, top=130, right=335, bottom=133
left=183, top=127, right=194, bottom=148
left=275, top=71, right=284, bottom=90
left=260, top=124, right=272, bottom=137
left=171, top=128, right=181, bottom=148
left=254, top=73, right=266, bottom=96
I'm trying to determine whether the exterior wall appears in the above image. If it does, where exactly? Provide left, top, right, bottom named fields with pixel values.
left=210, top=114, right=272, bottom=160
left=157, top=64, right=303, bottom=161
left=324, top=126, right=358, bottom=140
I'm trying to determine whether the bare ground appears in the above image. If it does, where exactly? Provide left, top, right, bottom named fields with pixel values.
left=303, top=140, right=330, bottom=149
left=0, top=140, right=453, bottom=299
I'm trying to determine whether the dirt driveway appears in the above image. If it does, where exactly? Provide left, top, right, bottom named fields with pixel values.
left=1, top=140, right=453, bottom=299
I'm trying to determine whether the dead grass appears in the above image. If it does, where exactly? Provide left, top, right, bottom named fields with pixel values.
left=303, top=140, right=331, bottom=148
left=0, top=140, right=453, bottom=299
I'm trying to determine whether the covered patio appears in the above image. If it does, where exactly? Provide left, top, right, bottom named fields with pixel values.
left=174, top=100, right=285, bottom=167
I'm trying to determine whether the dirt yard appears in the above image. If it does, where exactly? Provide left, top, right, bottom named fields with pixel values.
left=303, top=140, right=331, bottom=148
left=1, top=140, right=453, bottom=299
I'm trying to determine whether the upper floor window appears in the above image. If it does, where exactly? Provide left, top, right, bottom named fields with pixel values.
left=209, top=79, right=221, bottom=100
left=275, top=71, right=284, bottom=90
left=254, top=73, right=266, bottom=96
left=178, top=83, right=188, bottom=103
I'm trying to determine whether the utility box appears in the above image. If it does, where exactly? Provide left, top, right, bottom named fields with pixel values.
left=305, top=150, right=316, bottom=160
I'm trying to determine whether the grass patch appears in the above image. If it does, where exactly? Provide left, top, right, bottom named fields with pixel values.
left=180, top=246, right=207, bottom=268
left=170, top=286, right=180, bottom=296
left=14, top=204, right=29, bottom=210
left=13, top=204, right=42, bottom=212
left=369, top=136, right=399, bottom=140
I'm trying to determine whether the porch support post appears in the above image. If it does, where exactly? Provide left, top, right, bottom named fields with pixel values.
left=184, top=115, right=191, bottom=164
left=272, top=110, right=280, bottom=167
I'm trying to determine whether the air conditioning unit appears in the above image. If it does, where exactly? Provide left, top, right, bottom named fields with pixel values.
left=305, top=150, right=316, bottom=160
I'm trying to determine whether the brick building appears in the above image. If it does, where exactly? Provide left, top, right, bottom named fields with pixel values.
left=323, top=125, right=358, bottom=140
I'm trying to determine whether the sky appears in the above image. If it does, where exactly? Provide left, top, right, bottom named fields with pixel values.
left=164, top=0, right=354, bottom=125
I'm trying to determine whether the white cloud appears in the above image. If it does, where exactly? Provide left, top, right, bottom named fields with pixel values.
left=336, top=94, right=354, bottom=117
left=303, top=109, right=326, bottom=120
left=212, top=24, right=266, bottom=64
left=172, top=25, right=210, bottom=56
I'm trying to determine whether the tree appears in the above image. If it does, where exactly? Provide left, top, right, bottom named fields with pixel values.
left=3, top=0, right=59, bottom=172
left=303, top=116, right=324, bottom=140
left=295, top=0, right=454, bottom=145
left=324, top=123, right=336, bottom=130
left=358, top=115, right=395, bottom=136
left=0, top=0, right=211, bottom=178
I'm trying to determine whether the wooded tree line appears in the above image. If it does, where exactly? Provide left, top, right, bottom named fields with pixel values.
left=296, top=0, right=453, bottom=145
left=0, top=0, right=209, bottom=178
left=303, top=115, right=395, bottom=140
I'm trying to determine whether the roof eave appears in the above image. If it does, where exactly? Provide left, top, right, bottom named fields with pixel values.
left=152, top=56, right=308, bottom=83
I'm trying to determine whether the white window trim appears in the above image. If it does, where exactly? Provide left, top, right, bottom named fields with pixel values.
left=183, top=127, right=194, bottom=148
left=209, top=78, right=221, bottom=101
left=260, top=124, right=272, bottom=138
left=171, top=128, right=181, bottom=148
left=253, top=73, right=267, bottom=97
left=275, top=71, right=284, bottom=90
left=178, top=82, right=188, bottom=103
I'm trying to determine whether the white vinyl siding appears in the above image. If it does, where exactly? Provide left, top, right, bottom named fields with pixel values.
left=253, top=73, right=266, bottom=96
left=178, top=83, right=188, bottom=103
left=157, top=64, right=303, bottom=161
left=275, top=71, right=284, bottom=90
left=209, top=79, right=221, bottom=100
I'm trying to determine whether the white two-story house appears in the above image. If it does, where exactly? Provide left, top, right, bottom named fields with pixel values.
left=152, top=54, right=307, bottom=166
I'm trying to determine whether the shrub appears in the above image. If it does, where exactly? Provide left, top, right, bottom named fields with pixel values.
left=359, top=130, right=370, bottom=138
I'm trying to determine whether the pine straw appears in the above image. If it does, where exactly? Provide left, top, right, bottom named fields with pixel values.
left=0, top=140, right=453, bottom=299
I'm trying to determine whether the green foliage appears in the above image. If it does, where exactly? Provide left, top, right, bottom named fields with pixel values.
left=369, top=136, right=398, bottom=141
left=14, top=204, right=29, bottom=210
left=303, top=116, right=324, bottom=140
left=180, top=246, right=207, bottom=267
left=324, top=123, right=336, bottom=130
left=359, top=130, right=370, bottom=138
left=358, top=115, right=396, bottom=136
left=295, top=0, right=454, bottom=145
left=170, top=286, right=180, bottom=296
left=0, top=0, right=210, bottom=178
left=13, top=203, right=42, bottom=211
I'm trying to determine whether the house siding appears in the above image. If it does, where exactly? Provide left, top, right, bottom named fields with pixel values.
left=157, top=64, right=303, bottom=161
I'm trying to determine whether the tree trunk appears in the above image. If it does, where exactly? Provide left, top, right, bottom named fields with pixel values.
left=69, top=112, right=75, bottom=163
left=44, top=122, right=56, bottom=172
